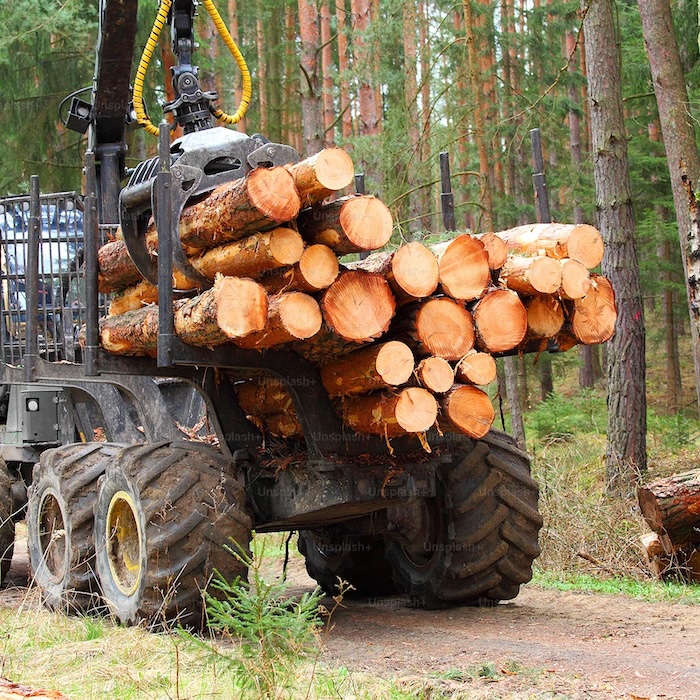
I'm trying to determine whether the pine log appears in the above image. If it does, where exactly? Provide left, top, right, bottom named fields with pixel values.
left=559, top=258, right=591, bottom=300
left=499, top=255, right=562, bottom=295
left=339, top=387, right=438, bottom=436
left=108, top=279, right=160, bottom=316
left=491, top=222, right=604, bottom=269
left=439, top=384, right=495, bottom=439
left=296, top=195, right=393, bottom=254
left=236, top=378, right=295, bottom=415
left=261, top=412, right=304, bottom=439
left=414, top=356, right=455, bottom=393
left=455, top=351, right=497, bottom=386
left=394, top=297, right=475, bottom=360
left=472, top=288, right=528, bottom=353
left=98, top=239, right=143, bottom=293
left=431, top=234, right=491, bottom=301
left=476, top=232, right=509, bottom=270
left=568, top=275, right=617, bottom=344
left=321, top=341, right=415, bottom=396
left=321, top=270, right=396, bottom=342
left=345, top=242, right=439, bottom=302
left=0, top=678, right=69, bottom=700
left=286, top=148, right=355, bottom=207
left=639, top=532, right=672, bottom=578
left=638, top=468, right=700, bottom=549
left=102, top=277, right=269, bottom=355
left=151, top=167, right=301, bottom=253
left=292, top=327, right=365, bottom=364
left=258, top=244, right=339, bottom=294
left=236, top=292, right=322, bottom=349
left=525, top=295, right=565, bottom=338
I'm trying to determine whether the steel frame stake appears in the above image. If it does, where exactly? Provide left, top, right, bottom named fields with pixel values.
left=24, top=176, right=40, bottom=382
left=440, top=152, right=456, bottom=231
left=84, top=151, right=100, bottom=376
left=157, top=122, right=174, bottom=368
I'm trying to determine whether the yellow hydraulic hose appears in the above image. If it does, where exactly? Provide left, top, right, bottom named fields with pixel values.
left=132, top=0, right=252, bottom=136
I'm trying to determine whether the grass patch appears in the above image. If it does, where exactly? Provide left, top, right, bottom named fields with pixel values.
left=533, top=569, right=700, bottom=604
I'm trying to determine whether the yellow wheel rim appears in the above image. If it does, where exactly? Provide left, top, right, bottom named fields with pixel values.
left=105, top=490, right=143, bottom=597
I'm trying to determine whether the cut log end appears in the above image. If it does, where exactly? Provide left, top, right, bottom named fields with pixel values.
left=395, top=387, right=439, bottom=432
left=570, top=275, right=617, bottom=344
left=247, top=166, right=301, bottom=223
left=440, top=384, right=495, bottom=439
left=455, top=351, right=497, bottom=386
left=500, top=255, right=562, bottom=295
left=478, top=232, right=509, bottom=270
left=322, top=270, right=396, bottom=342
left=526, top=295, right=565, bottom=338
left=338, top=195, right=393, bottom=251
left=474, top=289, right=527, bottom=353
left=560, top=258, right=592, bottom=300
left=412, top=297, right=475, bottom=360
left=268, top=227, right=306, bottom=265
left=567, top=224, right=605, bottom=269
left=415, top=356, right=454, bottom=393
left=298, top=244, right=340, bottom=290
left=392, top=242, right=440, bottom=298
left=214, top=277, right=269, bottom=338
left=433, top=234, right=491, bottom=301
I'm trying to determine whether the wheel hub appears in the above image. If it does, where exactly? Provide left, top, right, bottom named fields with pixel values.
left=105, top=490, right=142, bottom=596
left=37, top=492, right=66, bottom=583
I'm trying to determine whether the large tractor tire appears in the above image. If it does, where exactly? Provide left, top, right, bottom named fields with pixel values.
left=298, top=531, right=398, bottom=597
left=93, top=441, right=251, bottom=628
left=27, top=443, right=120, bottom=610
left=0, top=458, right=15, bottom=585
left=385, top=431, right=542, bottom=607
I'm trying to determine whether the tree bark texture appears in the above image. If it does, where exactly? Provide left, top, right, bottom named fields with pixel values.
left=585, top=0, right=647, bottom=489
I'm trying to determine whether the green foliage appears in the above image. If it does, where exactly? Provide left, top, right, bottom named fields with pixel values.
left=526, top=389, right=607, bottom=441
left=183, top=538, right=327, bottom=700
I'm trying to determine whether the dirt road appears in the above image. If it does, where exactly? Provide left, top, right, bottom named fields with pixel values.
left=5, top=537, right=698, bottom=699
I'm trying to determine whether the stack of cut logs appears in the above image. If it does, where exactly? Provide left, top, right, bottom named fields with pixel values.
left=96, top=147, right=617, bottom=443
left=638, top=471, right=700, bottom=582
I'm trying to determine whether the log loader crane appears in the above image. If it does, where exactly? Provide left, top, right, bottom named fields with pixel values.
left=0, top=0, right=542, bottom=625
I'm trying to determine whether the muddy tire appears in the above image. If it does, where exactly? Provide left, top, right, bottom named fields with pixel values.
left=0, top=458, right=15, bottom=585
left=27, top=443, right=120, bottom=610
left=298, top=531, right=398, bottom=597
left=94, top=441, right=251, bottom=628
left=385, top=431, right=542, bottom=607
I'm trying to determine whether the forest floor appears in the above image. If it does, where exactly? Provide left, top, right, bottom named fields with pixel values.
left=3, top=532, right=698, bottom=700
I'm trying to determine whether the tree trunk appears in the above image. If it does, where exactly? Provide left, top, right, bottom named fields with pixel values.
left=351, top=0, right=381, bottom=136
left=336, top=0, right=353, bottom=141
left=320, top=0, right=335, bottom=145
left=584, top=0, right=647, bottom=490
left=298, top=0, right=324, bottom=155
left=638, top=0, right=700, bottom=416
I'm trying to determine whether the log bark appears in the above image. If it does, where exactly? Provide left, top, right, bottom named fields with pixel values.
left=475, top=232, right=508, bottom=270
left=559, top=258, right=592, bottom=300
left=525, top=295, right=565, bottom=338
left=639, top=532, right=672, bottom=578
left=414, top=356, right=454, bottom=393
left=638, top=468, right=700, bottom=549
left=439, top=384, right=495, bottom=439
left=492, top=222, right=604, bottom=268
left=339, top=387, right=438, bottom=436
left=568, top=274, right=617, bottom=344
left=431, top=234, right=491, bottom=301
left=297, top=194, right=393, bottom=254
left=160, top=167, right=301, bottom=252
left=0, top=679, right=69, bottom=700
left=321, top=340, right=415, bottom=396
left=345, top=242, right=439, bottom=302
left=321, top=270, right=396, bottom=342
left=472, top=288, right=528, bottom=353
left=236, top=378, right=295, bottom=415
left=393, top=297, right=475, bottom=360
left=258, top=244, right=339, bottom=293
left=455, top=351, right=497, bottom=386
left=106, top=228, right=305, bottom=313
left=236, top=292, right=322, bottom=349
left=292, top=327, right=365, bottom=364
left=98, top=239, right=143, bottom=293
left=499, top=255, right=563, bottom=295
left=261, top=412, right=304, bottom=439
left=286, top=148, right=355, bottom=207
left=101, top=277, right=268, bottom=355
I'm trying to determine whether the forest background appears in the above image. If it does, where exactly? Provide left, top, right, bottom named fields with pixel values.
left=1, top=0, right=699, bottom=504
